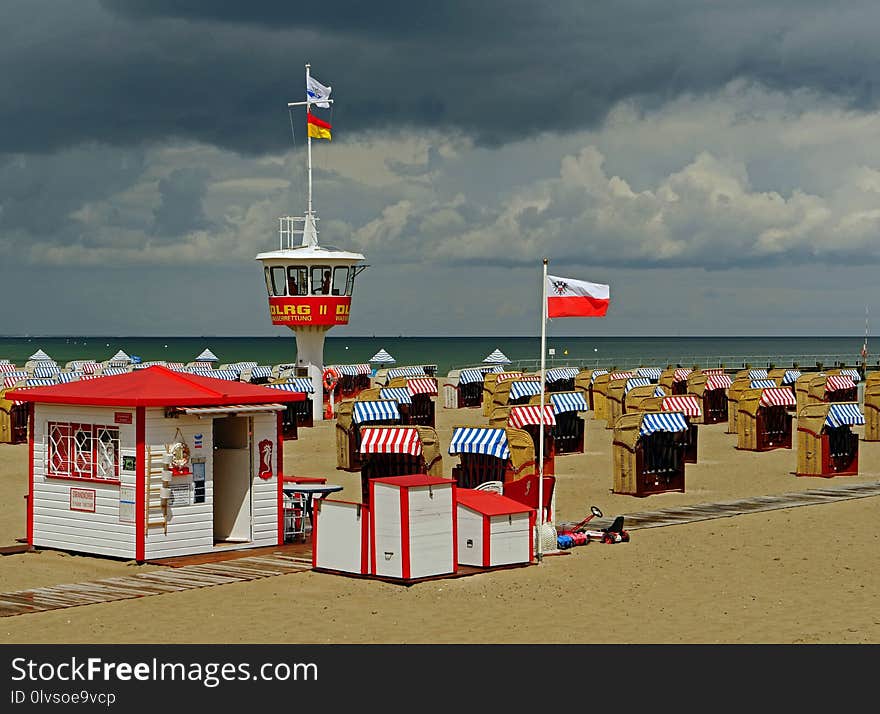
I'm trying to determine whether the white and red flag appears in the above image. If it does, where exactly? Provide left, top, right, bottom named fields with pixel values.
left=546, top=274, right=610, bottom=318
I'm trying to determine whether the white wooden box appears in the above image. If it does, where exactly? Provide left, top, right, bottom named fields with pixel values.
left=443, top=384, right=460, bottom=409
left=456, top=489, right=534, bottom=568
left=369, top=474, right=457, bottom=580
left=313, top=499, right=370, bottom=574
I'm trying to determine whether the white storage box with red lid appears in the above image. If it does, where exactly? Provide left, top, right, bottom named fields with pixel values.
left=456, top=489, right=535, bottom=568
left=369, top=474, right=457, bottom=580
left=312, top=499, right=371, bottom=575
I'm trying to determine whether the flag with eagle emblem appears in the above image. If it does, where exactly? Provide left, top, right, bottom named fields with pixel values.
left=546, top=274, right=610, bottom=318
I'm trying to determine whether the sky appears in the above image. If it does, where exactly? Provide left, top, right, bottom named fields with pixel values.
left=2, top=1, right=880, bottom=337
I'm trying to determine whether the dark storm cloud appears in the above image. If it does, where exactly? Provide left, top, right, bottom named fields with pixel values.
left=4, top=1, right=880, bottom=156
left=152, top=167, right=210, bottom=236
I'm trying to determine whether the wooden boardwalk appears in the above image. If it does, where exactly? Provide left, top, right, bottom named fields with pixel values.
left=0, top=553, right=312, bottom=618
left=561, top=480, right=880, bottom=531
left=3, top=480, right=879, bottom=618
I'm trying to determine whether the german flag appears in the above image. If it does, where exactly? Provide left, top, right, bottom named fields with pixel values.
left=307, top=112, right=332, bottom=141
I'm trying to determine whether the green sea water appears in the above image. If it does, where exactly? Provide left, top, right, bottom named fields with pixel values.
left=0, top=335, right=872, bottom=375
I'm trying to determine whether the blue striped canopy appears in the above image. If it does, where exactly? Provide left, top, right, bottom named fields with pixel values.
left=56, top=372, right=82, bottom=383
left=750, top=379, right=777, bottom=389
left=624, top=377, right=652, bottom=393
left=250, top=366, right=273, bottom=379
left=335, top=365, right=359, bottom=376
left=379, top=387, right=412, bottom=405
left=270, top=378, right=315, bottom=393
left=545, top=367, right=579, bottom=382
left=550, top=392, right=588, bottom=413
left=26, top=378, right=55, bottom=386
left=387, top=366, right=425, bottom=379
left=449, top=427, right=510, bottom=459
left=639, top=412, right=689, bottom=436
left=32, top=366, right=60, bottom=378
left=353, top=400, right=400, bottom=424
left=509, top=380, right=543, bottom=400
left=748, top=369, right=769, bottom=380
left=782, top=370, right=802, bottom=384
left=840, top=368, right=861, bottom=382
left=209, top=370, right=241, bottom=381
left=825, top=403, right=865, bottom=428
left=653, top=386, right=666, bottom=397
left=458, top=368, right=486, bottom=385
left=102, top=367, right=128, bottom=376
left=636, top=367, right=662, bottom=380
left=590, top=369, right=609, bottom=383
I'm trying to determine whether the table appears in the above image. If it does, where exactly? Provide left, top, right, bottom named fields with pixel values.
left=282, top=484, right=344, bottom=534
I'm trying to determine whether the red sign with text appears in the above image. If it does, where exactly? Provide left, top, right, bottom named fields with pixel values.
left=267, top=296, right=352, bottom=327
left=114, top=412, right=133, bottom=424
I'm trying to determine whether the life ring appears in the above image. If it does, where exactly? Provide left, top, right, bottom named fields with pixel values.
left=322, top=367, right=340, bottom=391
left=169, top=442, right=190, bottom=470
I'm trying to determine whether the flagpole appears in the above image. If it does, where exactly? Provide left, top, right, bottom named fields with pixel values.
left=305, top=63, right=313, bottom=219
left=537, top=257, right=548, bottom=564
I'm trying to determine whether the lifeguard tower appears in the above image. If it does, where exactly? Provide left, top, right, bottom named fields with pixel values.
left=255, top=65, right=367, bottom=422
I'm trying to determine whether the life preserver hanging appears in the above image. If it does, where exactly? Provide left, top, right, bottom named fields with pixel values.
left=322, top=367, right=340, bottom=391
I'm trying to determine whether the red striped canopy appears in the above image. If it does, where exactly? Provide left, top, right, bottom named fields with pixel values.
left=760, top=387, right=797, bottom=407
left=508, top=405, right=556, bottom=429
left=495, top=372, right=523, bottom=383
left=609, top=372, right=633, bottom=380
left=702, top=368, right=726, bottom=376
left=706, top=374, right=733, bottom=390
left=661, top=395, right=702, bottom=417
left=359, top=427, right=423, bottom=456
left=407, top=377, right=438, bottom=396
left=673, top=368, right=692, bottom=382
left=826, top=375, right=856, bottom=392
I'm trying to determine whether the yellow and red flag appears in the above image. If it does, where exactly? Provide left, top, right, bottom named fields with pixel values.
left=307, top=112, right=332, bottom=141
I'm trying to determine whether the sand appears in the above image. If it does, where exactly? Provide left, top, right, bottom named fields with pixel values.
left=1, top=399, right=878, bottom=644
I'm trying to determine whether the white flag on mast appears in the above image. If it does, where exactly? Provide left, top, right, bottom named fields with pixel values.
left=307, top=75, right=332, bottom=108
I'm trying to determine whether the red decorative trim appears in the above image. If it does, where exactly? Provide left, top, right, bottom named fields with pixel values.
left=135, top=406, right=145, bottom=562
left=44, top=474, right=121, bottom=486
left=399, top=486, right=410, bottom=580
left=360, top=503, right=370, bottom=575
left=276, top=411, right=284, bottom=545
left=529, top=510, right=535, bottom=562
left=369, top=481, right=377, bottom=576
left=451, top=483, right=458, bottom=574
left=482, top=511, right=491, bottom=568
left=27, top=404, right=34, bottom=545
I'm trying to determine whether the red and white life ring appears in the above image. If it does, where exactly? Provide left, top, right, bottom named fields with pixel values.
left=322, top=367, right=340, bottom=392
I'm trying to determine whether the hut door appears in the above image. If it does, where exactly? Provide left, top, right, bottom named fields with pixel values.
left=212, top=415, right=253, bottom=543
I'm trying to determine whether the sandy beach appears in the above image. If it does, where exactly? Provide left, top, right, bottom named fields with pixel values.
left=1, top=396, right=878, bottom=644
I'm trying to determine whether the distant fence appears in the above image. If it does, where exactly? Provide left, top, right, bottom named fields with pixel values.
left=449, top=353, right=878, bottom=375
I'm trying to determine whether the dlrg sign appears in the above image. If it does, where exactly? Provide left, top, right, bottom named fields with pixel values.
left=267, top=296, right=352, bottom=326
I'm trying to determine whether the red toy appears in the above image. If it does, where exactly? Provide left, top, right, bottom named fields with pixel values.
left=563, top=506, right=630, bottom=544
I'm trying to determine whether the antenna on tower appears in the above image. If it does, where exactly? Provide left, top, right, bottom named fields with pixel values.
left=861, top=304, right=869, bottom=374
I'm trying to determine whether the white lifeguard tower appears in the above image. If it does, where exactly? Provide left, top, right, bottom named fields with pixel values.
left=256, top=64, right=367, bottom=422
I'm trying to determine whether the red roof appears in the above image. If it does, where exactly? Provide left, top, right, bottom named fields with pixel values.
left=4, top=365, right=306, bottom=407
left=456, top=489, right=534, bottom=516
left=370, top=474, right=455, bottom=488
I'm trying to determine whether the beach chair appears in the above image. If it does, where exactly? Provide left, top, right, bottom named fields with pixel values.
left=736, top=387, right=795, bottom=451
left=864, top=381, right=880, bottom=441
left=687, top=371, right=730, bottom=425
left=358, top=425, right=443, bottom=503
left=541, top=391, right=587, bottom=454
left=613, top=412, right=688, bottom=496
left=448, top=426, right=538, bottom=489
left=335, top=399, right=402, bottom=472
left=502, top=473, right=555, bottom=525
left=796, top=403, right=863, bottom=477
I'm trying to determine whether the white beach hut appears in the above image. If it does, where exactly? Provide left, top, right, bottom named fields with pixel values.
left=8, top=366, right=306, bottom=562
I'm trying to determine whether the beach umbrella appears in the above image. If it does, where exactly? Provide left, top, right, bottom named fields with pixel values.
left=483, top=348, right=511, bottom=364
left=194, top=348, right=219, bottom=363
left=28, top=349, right=53, bottom=361
left=370, top=348, right=396, bottom=365
left=108, top=350, right=132, bottom=363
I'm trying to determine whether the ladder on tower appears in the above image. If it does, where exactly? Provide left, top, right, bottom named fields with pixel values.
left=145, top=447, right=169, bottom=534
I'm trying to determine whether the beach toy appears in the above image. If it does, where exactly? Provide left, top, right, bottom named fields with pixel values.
left=557, top=534, right=574, bottom=549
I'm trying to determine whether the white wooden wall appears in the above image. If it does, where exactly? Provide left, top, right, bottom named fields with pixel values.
left=32, top=405, right=137, bottom=559
left=406, top=485, right=454, bottom=579
left=371, top=483, right=403, bottom=578
left=487, top=512, right=531, bottom=567
left=314, top=500, right=369, bottom=574
left=456, top=507, right=485, bottom=567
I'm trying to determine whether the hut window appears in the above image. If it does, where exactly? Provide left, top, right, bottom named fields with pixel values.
left=269, top=266, right=287, bottom=296
left=47, top=422, right=120, bottom=483
left=332, top=267, right=348, bottom=296
left=311, top=265, right=332, bottom=295
left=263, top=267, right=273, bottom=297
left=287, top=266, right=308, bottom=296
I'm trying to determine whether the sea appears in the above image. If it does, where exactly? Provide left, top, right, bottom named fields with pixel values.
left=0, top=336, right=872, bottom=375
